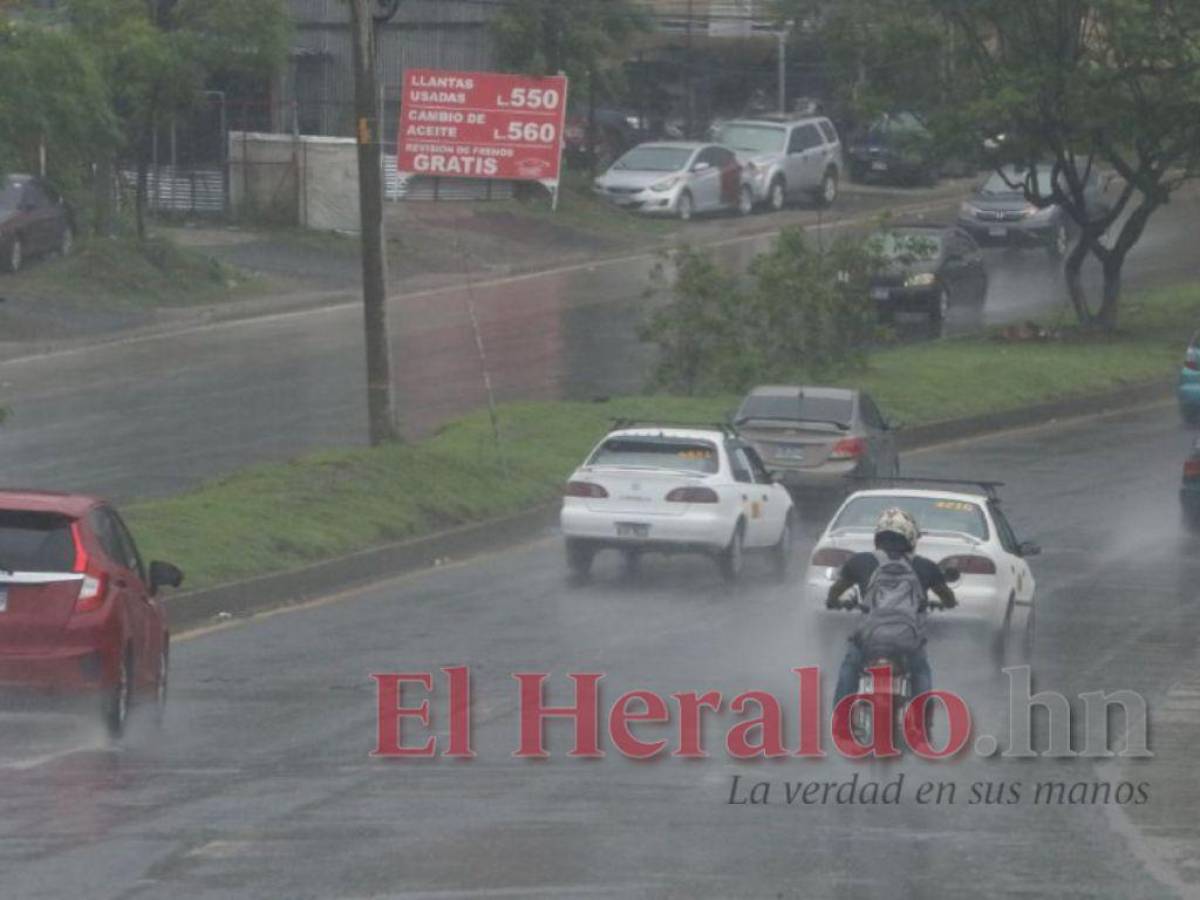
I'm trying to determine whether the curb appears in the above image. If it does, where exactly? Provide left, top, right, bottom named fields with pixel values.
left=168, top=376, right=1174, bottom=634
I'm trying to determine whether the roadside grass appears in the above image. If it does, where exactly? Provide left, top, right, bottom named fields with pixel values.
left=124, top=283, right=1199, bottom=593
left=10, top=236, right=265, bottom=308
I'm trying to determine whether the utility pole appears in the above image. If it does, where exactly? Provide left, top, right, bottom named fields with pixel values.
left=349, top=0, right=399, bottom=445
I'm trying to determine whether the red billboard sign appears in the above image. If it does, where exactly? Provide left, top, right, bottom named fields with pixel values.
left=397, top=69, right=569, bottom=188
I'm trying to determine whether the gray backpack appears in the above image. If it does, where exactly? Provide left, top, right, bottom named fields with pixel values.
left=853, top=551, right=926, bottom=656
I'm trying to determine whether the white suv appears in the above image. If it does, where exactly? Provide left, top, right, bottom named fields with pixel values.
left=560, top=424, right=797, bottom=582
left=713, top=115, right=843, bottom=211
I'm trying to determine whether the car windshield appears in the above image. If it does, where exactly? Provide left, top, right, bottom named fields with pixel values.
left=714, top=124, right=786, bottom=154
left=0, top=510, right=77, bottom=572
left=588, top=437, right=719, bottom=473
left=982, top=168, right=1055, bottom=197
left=736, top=394, right=853, bottom=426
left=0, top=182, right=20, bottom=212
left=611, top=147, right=692, bottom=172
left=832, top=495, right=990, bottom=540
left=874, top=230, right=942, bottom=260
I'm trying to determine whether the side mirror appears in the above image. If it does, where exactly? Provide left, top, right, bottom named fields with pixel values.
left=941, top=566, right=961, bottom=584
left=149, top=560, right=185, bottom=594
left=1018, top=541, right=1041, bottom=558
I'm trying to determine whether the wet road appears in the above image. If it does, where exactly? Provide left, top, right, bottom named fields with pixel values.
left=0, top=186, right=1198, bottom=501
left=0, top=402, right=1196, bottom=898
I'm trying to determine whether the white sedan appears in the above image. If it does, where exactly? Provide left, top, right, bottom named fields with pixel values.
left=802, top=485, right=1039, bottom=637
left=560, top=425, right=796, bottom=581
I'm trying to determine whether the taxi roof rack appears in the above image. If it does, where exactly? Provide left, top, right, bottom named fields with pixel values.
left=609, top=419, right=739, bottom=437
left=852, top=475, right=1006, bottom=502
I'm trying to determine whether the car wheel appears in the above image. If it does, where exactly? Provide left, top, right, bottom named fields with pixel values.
left=566, top=539, right=596, bottom=580
left=771, top=514, right=795, bottom=582
left=154, top=645, right=169, bottom=727
left=59, top=226, right=74, bottom=257
left=104, top=650, right=133, bottom=739
left=677, top=190, right=694, bottom=222
left=3, top=236, right=22, bottom=274
left=1047, top=223, right=1068, bottom=260
left=816, top=169, right=838, bottom=207
left=718, top=521, right=746, bottom=583
left=930, top=287, right=950, bottom=322
left=737, top=185, right=754, bottom=217
left=767, top=178, right=786, bottom=212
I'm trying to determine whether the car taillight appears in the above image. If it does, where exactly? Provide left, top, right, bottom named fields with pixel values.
left=941, top=554, right=997, bottom=575
left=1184, top=458, right=1200, bottom=480
left=565, top=480, right=608, bottom=498
left=69, top=522, right=108, bottom=613
left=812, top=547, right=853, bottom=567
left=665, top=486, right=720, bottom=503
left=1185, top=355, right=1199, bottom=371
left=830, top=437, right=866, bottom=461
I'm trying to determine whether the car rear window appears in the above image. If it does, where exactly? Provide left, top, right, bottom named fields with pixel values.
left=0, top=510, right=77, bottom=572
left=588, top=437, right=719, bottom=474
left=736, top=394, right=853, bottom=427
left=832, top=495, right=989, bottom=541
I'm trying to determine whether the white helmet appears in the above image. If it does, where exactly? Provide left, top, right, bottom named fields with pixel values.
left=875, top=507, right=920, bottom=549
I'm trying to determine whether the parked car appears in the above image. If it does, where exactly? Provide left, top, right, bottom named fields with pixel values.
left=564, top=107, right=645, bottom=170
left=731, top=386, right=899, bottom=508
left=593, top=142, right=752, bottom=220
left=712, top=114, right=843, bottom=211
left=868, top=223, right=988, bottom=322
left=847, top=112, right=938, bottom=185
left=804, top=482, right=1039, bottom=646
left=560, top=423, right=796, bottom=582
left=0, top=174, right=74, bottom=274
left=0, top=491, right=184, bottom=737
left=1182, top=439, right=1200, bottom=531
left=956, top=164, right=1112, bottom=259
left=1179, top=330, right=1200, bottom=425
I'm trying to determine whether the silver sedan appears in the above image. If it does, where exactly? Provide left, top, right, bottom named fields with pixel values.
left=593, top=142, right=753, bottom=220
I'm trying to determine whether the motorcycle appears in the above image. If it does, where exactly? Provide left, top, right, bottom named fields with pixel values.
left=839, top=567, right=959, bottom=748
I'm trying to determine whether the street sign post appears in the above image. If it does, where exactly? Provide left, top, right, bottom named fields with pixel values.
left=397, top=69, right=569, bottom=208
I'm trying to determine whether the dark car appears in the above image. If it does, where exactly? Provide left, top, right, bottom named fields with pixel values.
left=0, top=174, right=74, bottom=273
left=0, top=491, right=184, bottom=737
left=732, top=386, right=900, bottom=511
left=847, top=112, right=938, bottom=185
left=956, top=164, right=1111, bottom=259
left=868, top=224, right=988, bottom=322
left=1182, top=439, right=1200, bottom=531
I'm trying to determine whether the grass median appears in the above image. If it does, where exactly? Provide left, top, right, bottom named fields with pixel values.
left=125, top=282, right=1199, bottom=593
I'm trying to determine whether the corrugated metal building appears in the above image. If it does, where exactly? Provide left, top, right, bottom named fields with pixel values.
left=282, top=0, right=505, bottom=144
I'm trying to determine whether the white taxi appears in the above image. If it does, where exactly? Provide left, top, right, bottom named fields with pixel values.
left=560, top=424, right=797, bottom=582
left=803, top=482, right=1039, bottom=636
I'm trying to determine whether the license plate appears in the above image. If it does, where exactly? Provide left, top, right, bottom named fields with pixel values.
left=871, top=161, right=888, bottom=171
left=775, top=447, right=806, bottom=461
left=0, top=587, right=7, bottom=613
left=616, top=522, right=650, bottom=538
left=871, top=287, right=890, bottom=300
left=988, top=226, right=1007, bottom=237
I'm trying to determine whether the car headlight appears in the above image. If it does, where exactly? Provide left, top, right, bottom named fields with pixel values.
left=905, top=272, right=936, bottom=287
left=592, top=179, right=605, bottom=192
left=1023, top=203, right=1054, bottom=220
left=960, top=201, right=980, bottom=217
left=649, top=176, right=682, bottom=192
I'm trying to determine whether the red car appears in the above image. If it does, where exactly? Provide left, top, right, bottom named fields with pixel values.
left=0, top=174, right=74, bottom=274
left=0, top=492, right=183, bottom=736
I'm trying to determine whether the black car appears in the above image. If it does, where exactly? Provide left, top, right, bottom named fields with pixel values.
left=868, top=224, right=988, bottom=322
left=956, top=164, right=1111, bottom=259
left=0, top=174, right=73, bottom=274
left=847, top=112, right=938, bottom=186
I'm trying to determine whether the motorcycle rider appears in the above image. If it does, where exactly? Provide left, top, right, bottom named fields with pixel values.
left=827, top=507, right=957, bottom=708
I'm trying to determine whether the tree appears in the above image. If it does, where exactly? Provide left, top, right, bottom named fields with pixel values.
left=937, top=0, right=1200, bottom=329
left=492, top=0, right=650, bottom=166
left=641, top=229, right=879, bottom=394
left=63, top=0, right=290, bottom=239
